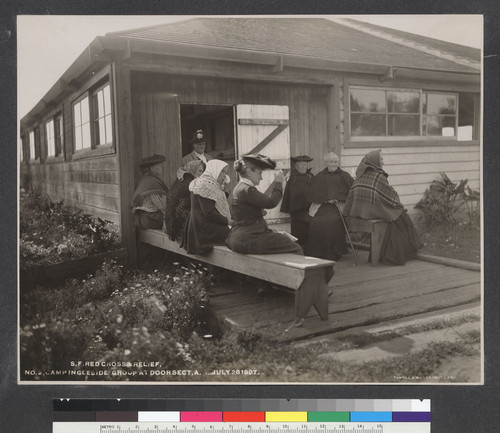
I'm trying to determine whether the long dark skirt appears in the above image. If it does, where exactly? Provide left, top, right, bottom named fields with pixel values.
left=226, top=220, right=303, bottom=255
left=306, top=203, right=347, bottom=260
left=290, top=210, right=310, bottom=250
left=134, top=210, right=163, bottom=230
left=381, top=211, right=421, bottom=265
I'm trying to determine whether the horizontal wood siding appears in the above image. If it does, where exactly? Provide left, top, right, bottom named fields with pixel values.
left=131, top=72, right=330, bottom=185
left=341, top=145, right=481, bottom=218
left=24, top=155, right=120, bottom=224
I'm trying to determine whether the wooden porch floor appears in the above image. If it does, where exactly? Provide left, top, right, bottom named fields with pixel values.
left=208, top=250, right=481, bottom=342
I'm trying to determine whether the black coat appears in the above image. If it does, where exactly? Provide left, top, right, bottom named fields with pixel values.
left=181, top=194, right=230, bottom=255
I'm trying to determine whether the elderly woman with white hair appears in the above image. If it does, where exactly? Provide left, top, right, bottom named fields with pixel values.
left=306, top=152, right=354, bottom=261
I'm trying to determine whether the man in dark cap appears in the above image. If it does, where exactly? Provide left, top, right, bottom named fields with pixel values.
left=131, top=154, right=169, bottom=229
left=181, top=129, right=214, bottom=167
left=280, top=155, right=315, bottom=249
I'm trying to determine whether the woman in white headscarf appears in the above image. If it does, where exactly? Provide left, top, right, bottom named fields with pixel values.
left=181, top=159, right=232, bottom=255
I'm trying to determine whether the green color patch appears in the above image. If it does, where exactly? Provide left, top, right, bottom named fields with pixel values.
left=307, top=412, right=350, bottom=422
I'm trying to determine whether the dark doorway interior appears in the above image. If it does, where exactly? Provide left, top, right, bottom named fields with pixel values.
left=180, top=104, right=235, bottom=161
left=180, top=104, right=237, bottom=192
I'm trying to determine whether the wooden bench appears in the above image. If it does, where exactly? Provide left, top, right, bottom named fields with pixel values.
left=345, top=217, right=389, bottom=266
left=138, top=229, right=335, bottom=322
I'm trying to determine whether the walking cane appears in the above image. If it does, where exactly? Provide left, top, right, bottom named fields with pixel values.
left=333, top=200, right=360, bottom=266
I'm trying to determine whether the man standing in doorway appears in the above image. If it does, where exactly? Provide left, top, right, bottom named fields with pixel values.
left=181, top=129, right=214, bottom=167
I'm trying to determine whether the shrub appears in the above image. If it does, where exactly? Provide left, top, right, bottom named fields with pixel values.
left=415, top=172, right=469, bottom=228
left=20, top=260, right=213, bottom=380
left=19, top=188, right=120, bottom=268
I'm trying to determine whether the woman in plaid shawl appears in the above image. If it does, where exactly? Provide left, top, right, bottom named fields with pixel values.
left=343, top=149, right=420, bottom=265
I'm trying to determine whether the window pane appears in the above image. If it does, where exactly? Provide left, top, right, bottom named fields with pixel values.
left=74, top=103, right=81, bottom=127
left=424, top=115, right=456, bottom=136
left=81, top=97, right=90, bottom=123
left=75, top=126, right=82, bottom=150
left=105, top=114, right=113, bottom=144
left=103, top=84, right=111, bottom=115
left=425, top=94, right=456, bottom=115
left=351, top=113, right=386, bottom=136
left=387, top=91, right=419, bottom=113
left=82, top=123, right=91, bottom=149
left=98, top=119, right=106, bottom=145
left=29, top=131, right=35, bottom=159
left=388, top=115, right=420, bottom=136
left=97, top=90, right=105, bottom=118
left=350, top=89, right=386, bottom=112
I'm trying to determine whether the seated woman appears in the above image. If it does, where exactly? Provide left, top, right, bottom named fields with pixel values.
left=164, top=160, right=205, bottom=241
left=343, top=149, right=421, bottom=265
left=130, top=154, right=169, bottom=229
left=280, top=155, right=315, bottom=249
left=306, top=152, right=354, bottom=261
left=181, top=159, right=231, bottom=255
left=226, top=154, right=303, bottom=255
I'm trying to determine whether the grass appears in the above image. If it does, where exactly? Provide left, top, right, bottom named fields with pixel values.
left=419, top=222, right=480, bottom=263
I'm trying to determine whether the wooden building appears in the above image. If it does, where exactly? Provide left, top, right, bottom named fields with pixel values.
left=19, top=18, right=481, bottom=260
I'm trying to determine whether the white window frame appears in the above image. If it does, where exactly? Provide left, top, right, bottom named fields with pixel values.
left=29, top=130, right=35, bottom=161
left=45, top=119, right=56, bottom=157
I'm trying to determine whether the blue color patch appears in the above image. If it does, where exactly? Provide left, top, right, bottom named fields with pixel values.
left=350, top=412, right=392, bottom=422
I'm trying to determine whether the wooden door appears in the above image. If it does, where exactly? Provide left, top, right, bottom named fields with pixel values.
left=236, top=104, right=291, bottom=231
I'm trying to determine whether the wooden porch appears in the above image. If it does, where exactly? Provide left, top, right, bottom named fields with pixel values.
left=208, top=250, right=481, bottom=343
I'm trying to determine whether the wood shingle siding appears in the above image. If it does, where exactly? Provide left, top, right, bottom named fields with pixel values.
left=25, top=155, right=120, bottom=224
left=341, top=144, right=480, bottom=216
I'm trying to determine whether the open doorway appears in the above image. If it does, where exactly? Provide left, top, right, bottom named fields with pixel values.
left=180, top=104, right=237, bottom=192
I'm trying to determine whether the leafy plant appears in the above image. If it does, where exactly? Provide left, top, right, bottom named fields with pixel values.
left=415, top=172, right=478, bottom=228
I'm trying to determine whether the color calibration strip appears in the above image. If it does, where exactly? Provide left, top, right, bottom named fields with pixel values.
left=53, top=399, right=430, bottom=423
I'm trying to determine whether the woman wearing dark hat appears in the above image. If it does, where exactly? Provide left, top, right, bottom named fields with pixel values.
left=226, top=154, right=303, bottom=255
left=164, top=160, right=206, bottom=241
left=181, top=159, right=231, bottom=255
left=306, top=152, right=354, bottom=261
left=343, top=149, right=420, bottom=265
left=280, top=155, right=315, bottom=249
left=131, top=154, right=169, bottom=229
left=181, top=129, right=214, bottom=167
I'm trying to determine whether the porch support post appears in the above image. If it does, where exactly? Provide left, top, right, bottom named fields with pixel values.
left=330, top=75, right=342, bottom=158
left=112, top=61, right=137, bottom=263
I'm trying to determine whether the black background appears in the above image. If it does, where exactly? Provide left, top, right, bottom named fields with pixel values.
left=1, top=1, right=499, bottom=432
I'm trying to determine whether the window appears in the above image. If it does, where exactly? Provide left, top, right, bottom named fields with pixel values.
left=423, top=93, right=457, bottom=137
left=29, top=131, right=35, bottom=160
left=93, top=84, right=113, bottom=146
left=55, top=113, right=64, bottom=157
left=72, top=81, right=113, bottom=155
left=349, top=86, right=479, bottom=141
left=46, top=119, right=56, bottom=157
left=73, top=96, right=91, bottom=151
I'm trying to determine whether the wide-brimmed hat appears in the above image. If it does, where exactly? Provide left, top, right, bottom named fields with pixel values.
left=139, top=154, right=166, bottom=169
left=291, top=155, right=313, bottom=162
left=242, top=153, right=277, bottom=170
left=191, top=129, right=207, bottom=145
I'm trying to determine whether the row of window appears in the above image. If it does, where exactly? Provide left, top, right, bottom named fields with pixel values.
left=349, top=87, right=479, bottom=141
left=21, top=83, right=479, bottom=162
left=24, top=81, right=113, bottom=162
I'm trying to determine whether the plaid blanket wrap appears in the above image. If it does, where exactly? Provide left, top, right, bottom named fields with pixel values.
left=343, top=169, right=403, bottom=221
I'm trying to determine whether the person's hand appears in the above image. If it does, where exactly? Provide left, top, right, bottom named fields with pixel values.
left=274, top=171, right=285, bottom=184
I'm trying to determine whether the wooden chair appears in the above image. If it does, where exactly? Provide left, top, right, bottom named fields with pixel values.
left=345, top=217, right=388, bottom=266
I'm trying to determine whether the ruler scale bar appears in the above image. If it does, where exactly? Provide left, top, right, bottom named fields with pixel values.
left=54, top=422, right=430, bottom=433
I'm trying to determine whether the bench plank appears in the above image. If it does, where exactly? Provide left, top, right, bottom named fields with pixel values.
left=138, top=229, right=334, bottom=321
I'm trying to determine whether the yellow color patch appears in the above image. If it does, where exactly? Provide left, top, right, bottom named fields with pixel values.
left=265, top=412, right=308, bottom=422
